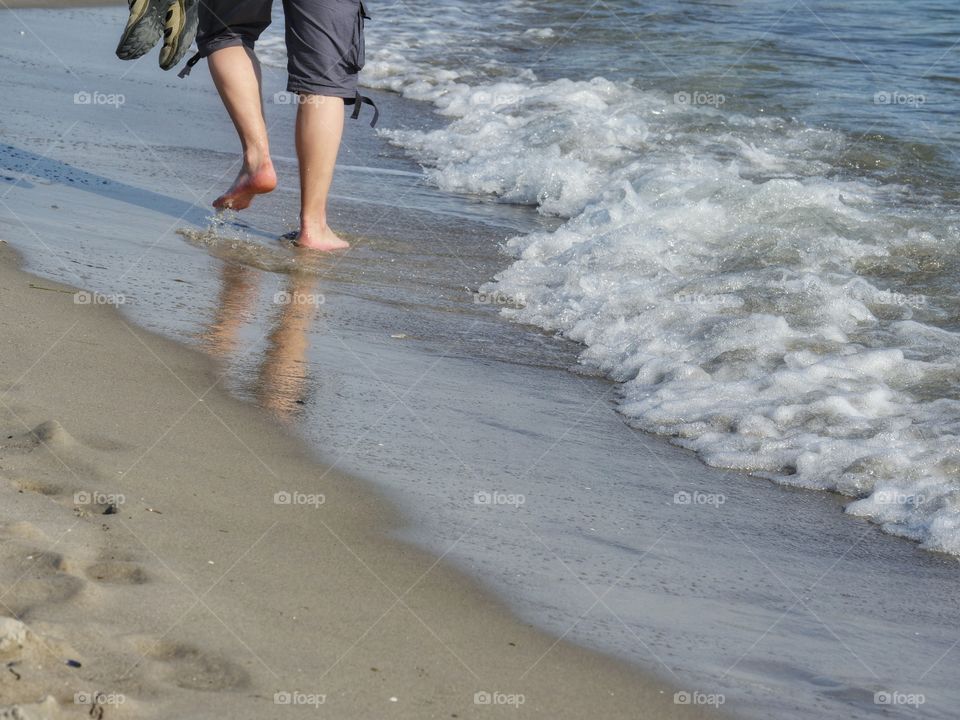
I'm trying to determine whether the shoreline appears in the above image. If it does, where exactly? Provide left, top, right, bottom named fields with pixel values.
left=6, top=4, right=960, bottom=718
left=0, top=240, right=718, bottom=717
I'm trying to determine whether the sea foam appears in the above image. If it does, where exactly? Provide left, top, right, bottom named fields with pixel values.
left=263, top=2, right=960, bottom=555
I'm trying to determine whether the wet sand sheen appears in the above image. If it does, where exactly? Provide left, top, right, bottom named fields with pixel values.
left=0, top=239, right=720, bottom=716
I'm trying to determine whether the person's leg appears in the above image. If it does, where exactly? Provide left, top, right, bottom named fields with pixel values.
left=208, top=45, right=277, bottom=210
left=283, top=0, right=366, bottom=250
left=294, top=95, right=349, bottom=251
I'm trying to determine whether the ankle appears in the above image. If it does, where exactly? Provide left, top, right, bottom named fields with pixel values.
left=242, top=145, right=271, bottom=171
left=300, top=215, right=328, bottom=231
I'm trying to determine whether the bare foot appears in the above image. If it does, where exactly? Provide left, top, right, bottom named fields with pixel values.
left=213, top=158, right=277, bottom=211
left=294, top=221, right=350, bottom=252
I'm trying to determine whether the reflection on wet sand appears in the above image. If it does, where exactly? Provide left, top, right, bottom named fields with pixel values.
left=201, top=261, right=323, bottom=420
left=258, top=271, right=322, bottom=417
left=204, top=263, right=259, bottom=359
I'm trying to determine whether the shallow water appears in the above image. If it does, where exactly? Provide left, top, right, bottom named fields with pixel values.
left=257, top=0, right=960, bottom=555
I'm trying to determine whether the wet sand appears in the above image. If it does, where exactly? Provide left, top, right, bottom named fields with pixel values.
left=0, top=246, right=720, bottom=715
left=0, top=15, right=728, bottom=716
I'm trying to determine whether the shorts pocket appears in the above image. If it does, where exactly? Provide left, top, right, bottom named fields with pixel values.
left=349, top=1, right=366, bottom=73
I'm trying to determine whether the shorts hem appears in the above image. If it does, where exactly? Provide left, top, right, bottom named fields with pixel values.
left=286, top=81, right=359, bottom=99
left=197, top=36, right=256, bottom=59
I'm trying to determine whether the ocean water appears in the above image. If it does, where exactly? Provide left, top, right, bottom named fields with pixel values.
left=263, top=0, right=960, bottom=555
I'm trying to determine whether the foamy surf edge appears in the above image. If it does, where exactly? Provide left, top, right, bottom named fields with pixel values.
left=356, top=21, right=960, bottom=555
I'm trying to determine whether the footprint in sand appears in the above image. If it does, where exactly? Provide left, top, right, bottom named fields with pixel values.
left=0, top=543, right=86, bottom=618
left=1, top=420, right=111, bottom=494
left=131, top=639, right=249, bottom=692
left=84, top=561, right=149, bottom=586
left=10, top=478, right=63, bottom=497
left=0, top=522, right=50, bottom=544
left=0, top=420, right=77, bottom=453
left=0, top=476, right=119, bottom=525
left=0, top=696, right=62, bottom=720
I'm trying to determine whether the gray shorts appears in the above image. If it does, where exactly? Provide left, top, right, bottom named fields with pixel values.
left=196, top=0, right=367, bottom=98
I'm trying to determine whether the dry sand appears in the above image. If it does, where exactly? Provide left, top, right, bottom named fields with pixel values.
left=0, top=240, right=719, bottom=718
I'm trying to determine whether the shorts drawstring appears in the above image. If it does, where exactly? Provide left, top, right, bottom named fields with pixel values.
left=177, top=51, right=203, bottom=78
left=349, top=91, right=379, bottom=128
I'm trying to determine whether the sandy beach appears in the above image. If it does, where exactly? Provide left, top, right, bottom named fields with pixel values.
left=0, top=247, right=722, bottom=719
left=5, top=1, right=960, bottom=718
